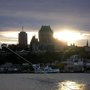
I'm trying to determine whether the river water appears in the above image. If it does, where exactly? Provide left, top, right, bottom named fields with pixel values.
left=0, top=73, right=90, bottom=90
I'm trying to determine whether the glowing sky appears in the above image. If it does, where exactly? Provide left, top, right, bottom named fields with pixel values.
left=0, top=0, right=90, bottom=46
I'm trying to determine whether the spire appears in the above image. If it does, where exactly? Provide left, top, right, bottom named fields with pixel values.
left=22, top=26, right=24, bottom=31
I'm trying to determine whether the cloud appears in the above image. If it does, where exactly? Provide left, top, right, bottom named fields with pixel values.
left=0, top=0, right=90, bottom=45
left=0, top=0, right=90, bottom=12
left=0, top=10, right=90, bottom=31
left=0, top=34, right=17, bottom=44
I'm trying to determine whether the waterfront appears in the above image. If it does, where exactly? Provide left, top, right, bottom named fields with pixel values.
left=0, top=73, right=90, bottom=90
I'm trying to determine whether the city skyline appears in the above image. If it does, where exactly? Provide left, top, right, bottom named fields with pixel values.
left=0, top=26, right=89, bottom=46
left=0, top=0, right=90, bottom=46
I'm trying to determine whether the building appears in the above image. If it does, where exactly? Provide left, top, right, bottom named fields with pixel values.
left=38, top=26, right=54, bottom=51
left=18, top=28, right=27, bottom=47
left=29, top=36, right=39, bottom=52
left=30, top=25, right=67, bottom=52
left=85, top=40, right=90, bottom=52
left=61, top=55, right=85, bottom=72
left=39, top=26, right=53, bottom=45
left=39, top=26, right=67, bottom=52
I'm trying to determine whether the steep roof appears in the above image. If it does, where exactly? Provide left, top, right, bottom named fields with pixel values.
left=39, top=26, right=53, bottom=33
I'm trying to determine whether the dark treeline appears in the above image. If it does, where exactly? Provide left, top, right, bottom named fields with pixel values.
left=0, top=45, right=90, bottom=65
left=0, top=51, right=63, bottom=64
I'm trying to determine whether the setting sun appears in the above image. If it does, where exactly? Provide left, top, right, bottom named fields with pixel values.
left=54, top=30, right=83, bottom=45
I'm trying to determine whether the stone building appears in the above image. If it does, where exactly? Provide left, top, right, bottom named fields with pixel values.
left=30, top=25, right=67, bottom=52
left=38, top=26, right=54, bottom=51
left=39, top=26, right=53, bottom=45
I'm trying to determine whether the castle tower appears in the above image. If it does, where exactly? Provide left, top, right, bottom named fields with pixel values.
left=39, top=26, right=53, bottom=45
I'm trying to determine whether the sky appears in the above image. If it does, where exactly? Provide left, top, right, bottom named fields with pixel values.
left=0, top=0, right=90, bottom=46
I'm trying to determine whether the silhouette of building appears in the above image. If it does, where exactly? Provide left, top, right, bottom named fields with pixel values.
left=29, top=36, right=38, bottom=52
left=18, top=27, right=27, bottom=47
left=38, top=26, right=54, bottom=51
left=85, top=40, right=90, bottom=52
left=39, top=26, right=53, bottom=45
left=29, top=25, right=67, bottom=52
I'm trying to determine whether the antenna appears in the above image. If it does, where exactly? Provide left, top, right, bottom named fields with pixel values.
left=22, top=26, right=24, bottom=31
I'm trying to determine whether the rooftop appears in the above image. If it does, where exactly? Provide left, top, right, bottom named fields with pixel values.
left=39, top=26, right=53, bottom=33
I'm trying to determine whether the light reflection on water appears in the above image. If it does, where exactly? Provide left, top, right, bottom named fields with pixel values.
left=56, top=81, right=85, bottom=90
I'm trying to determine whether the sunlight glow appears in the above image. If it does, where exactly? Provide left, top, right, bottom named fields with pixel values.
left=0, top=31, right=18, bottom=44
left=57, top=81, right=85, bottom=90
left=0, top=29, right=87, bottom=46
left=0, top=31, right=38, bottom=44
left=27, top=31, right=38, bottom=44
left=1, top=31, right=18, bottom=38
left=54, top=30, right=83, bottom=45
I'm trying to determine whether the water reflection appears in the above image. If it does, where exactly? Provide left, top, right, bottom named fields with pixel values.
left=56, top=81, right=85, bottom=90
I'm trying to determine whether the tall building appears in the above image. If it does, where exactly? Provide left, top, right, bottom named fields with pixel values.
left=18, top=27, right=27, bottom=47
left=38, top=26, right=54, bottom=51
left=39, top=26, right=53, bottom=45
left=29, top=25, right=67, bottom=52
